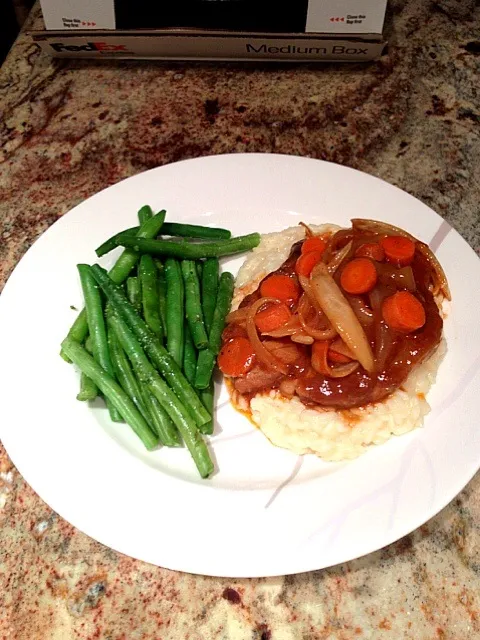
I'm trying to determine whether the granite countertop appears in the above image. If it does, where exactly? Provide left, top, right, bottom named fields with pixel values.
left=1, top=1, right=479, bottom=638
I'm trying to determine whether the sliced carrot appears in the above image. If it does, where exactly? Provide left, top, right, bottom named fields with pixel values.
left=301, top=236, right=327, bottom=255
left=355, top=242, right=385, bottom=262
left=382, top=291, right=426, bottom=333
left=380, top=235, right=416, bottom=267
left=218, top=337, right=256, bottom=377
left=340, top=257, right=377, bottom=294
left=255, top=302, right=292, bottom=333
left=311, top=340, right=330, bottom=374
left=328, top=349, right=351, bottom=364
left=295, top=250, right=324, bottom=277
left=260, top=274, right=300, bottom=304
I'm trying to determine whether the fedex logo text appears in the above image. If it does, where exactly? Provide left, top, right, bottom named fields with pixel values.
left=50, top=42, right=127, bottom=52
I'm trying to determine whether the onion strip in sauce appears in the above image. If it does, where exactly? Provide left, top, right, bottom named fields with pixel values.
left=311, top=341, right=359, bottom=378
left=262, top=315, right=301, bottom=337
left=310, top=263, right=375, bottom=373
left=416, top=241, right=451, bottom=300
left=226, top=307, right=250, bottom=324
left=351, top=218, right=416, bottom=241
left=291, top=333, right=314, bottom=345
left=299, top=221, right=314, bottom=237
left=327, top=241, right=353, bottom=275
left=246, top=298, right=289, bottom=374
left=298, top=293, right=337, bottom=340
left=347, top=295, right=374, bottom=327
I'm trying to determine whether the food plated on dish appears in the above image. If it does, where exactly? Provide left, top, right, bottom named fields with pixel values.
left=221, top=218, right=450, bottom=461
left=62, top=207, right=450, bottom=475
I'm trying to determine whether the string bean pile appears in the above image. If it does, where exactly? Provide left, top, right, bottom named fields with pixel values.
left=61, top=206, right=259, bottom=478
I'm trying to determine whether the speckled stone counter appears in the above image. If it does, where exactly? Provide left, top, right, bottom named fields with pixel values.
left=1, top=2, right=479, bottom=638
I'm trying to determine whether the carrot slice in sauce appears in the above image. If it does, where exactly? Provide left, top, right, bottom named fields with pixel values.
left=382, top=290, right=426, bottom=332
left=355, top=242, right=385, bottom=262
left=301, top=236, right=327, bottom=255
left=340, top=257, right=377, bottom=295
left=260, top=274, right=300, bottom=304
left=295, top=250, right=324, bottom=277
left=218, top=337, right=256, bottom=377
left=380, top=235, right=416, bottom=267
left=255, top=303, right=292, bottom=333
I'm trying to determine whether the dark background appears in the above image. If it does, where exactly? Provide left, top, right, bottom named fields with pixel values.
left=1, top=0, right=34, bottom=63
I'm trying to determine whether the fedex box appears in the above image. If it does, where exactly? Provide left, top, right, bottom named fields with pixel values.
left=33, top=0, right=388, bottom=62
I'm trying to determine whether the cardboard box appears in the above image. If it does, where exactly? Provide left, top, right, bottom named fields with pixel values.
left=31, top=30, right=386, bottom=62
left=38, top=0, right=388, bottom=35
left=32, top=0, right=387, bottom=62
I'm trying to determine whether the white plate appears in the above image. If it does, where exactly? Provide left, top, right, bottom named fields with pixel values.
left=0, top=154, right=479, bottom=578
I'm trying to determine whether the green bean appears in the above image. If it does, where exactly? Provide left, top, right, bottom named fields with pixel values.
left=156, top=261, right=167, bottom=335
left=140, top=389, right=182, bottom=448
left=181, top=260, right=208, bottom=350
left=138, top=204, right=153, bottom=225
left=76, top=335, right=98, bottom=401
left=95, top=226, right=138, bottom=258
left=183, top=322, right=197, bottom=385
left=198, top=381, right=214, bottom=435
left=63, top=212, right=166, bottom=360
left=108, top=314, right=213, bottom=477
left=208, top=272, right=234, bottom=353
left=164, top=258, right=184, bottom=366
left=139, top=255, right=164, bottom=340
left=201, top=258, right=219, bottom=334
left=196, top=261, right=203, bottom=281
left=162, top=222, right=231, bottom=239
left=90, top=264, right=210, bottom=428
left=116, top=233, right=260, bottom=260
left=61, top=311, right=90, bottom=363
left=195, top=272, right=234, bottom=389
left=108, top=211, right=166, bottom=283
left=62, top=338, right=158, bottom=450
left=77, top=373, right=98, bottom=401
left=95, top=221, right=231, bottom=259
left=77, top=264, right=121, bottom=422
left=108, top=315, right=181, bottom=447
left=108, top=325, right=152, bottom=425
left=194, top=349, right=216, bottom=390
left=126, top=277, right=142, bottom=313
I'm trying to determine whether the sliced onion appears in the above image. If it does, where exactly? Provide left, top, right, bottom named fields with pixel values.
left=347, top=295, right=374, bottom=327
left=246, top=298, right=289, bottom=374
left=291, top=333, right=314, bottom=344
left=416, top=241, right=451, bottom=301
left=279, top=378, right=298, bottom=398
left=330, top=338, right=355, bottom=360
left=375, top=319, right=394, bottom=371
left=310, top=263, right=375, bottom=373
left=311, top=340, right=360, bottom=378
left=351, top=218, right=416, bottom=241
left=377, top=263, right=416, bottom=291
left=369, top=283, right=392, bottom=311
left=299, top=221, right=314, bottom=237
left=263, top=340, right=302, bottom=365
left=298, top=294, right=337, bottom=340
left=327, top=241, right=353, bottom=274
left=263, top=316, right=302, bottom=337
left=330, top=362, right=360, bottom=378
left=329, top=228, right=354, bottom=252
left=226, top=307, right=250, bottom=324
left=299, top=275, right=319, bottom=308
